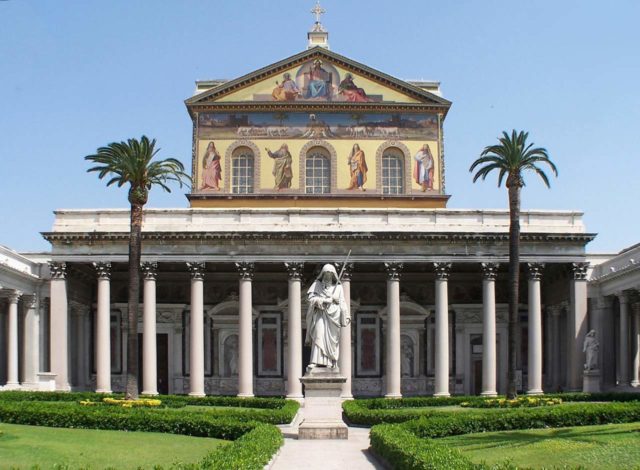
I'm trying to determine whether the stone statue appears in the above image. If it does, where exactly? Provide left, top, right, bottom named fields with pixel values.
left=305, top=264, right=349, bottom=369
left=583, top=329, right=599, bottom=371
left=224, top=335, right=238, bottom=376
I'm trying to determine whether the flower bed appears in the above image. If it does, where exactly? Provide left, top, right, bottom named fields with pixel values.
left=460, top=396, right=562, bottom=408
left=80, top=397, right=162, bottom=408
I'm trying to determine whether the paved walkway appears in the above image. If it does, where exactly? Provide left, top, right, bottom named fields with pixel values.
left=272, top=414, right=384, bottom=470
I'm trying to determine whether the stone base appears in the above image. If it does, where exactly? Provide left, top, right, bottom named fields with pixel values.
left=583, top=369, right=601, bottom=393
left=298, top=421, right=349, bottom=439
left=299, top=366, right=348, bottom=440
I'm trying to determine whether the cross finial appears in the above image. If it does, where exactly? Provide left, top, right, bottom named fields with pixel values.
left=311, top=1, right=325, bottom=23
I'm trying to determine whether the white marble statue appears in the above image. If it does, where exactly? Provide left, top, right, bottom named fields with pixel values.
left=305, top=264, right=349, bottom=369
left=583, top=329, right=599, bottom=371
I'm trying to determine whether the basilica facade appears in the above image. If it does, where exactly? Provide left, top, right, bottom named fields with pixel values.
left=3, top=24, right=637, bottom=399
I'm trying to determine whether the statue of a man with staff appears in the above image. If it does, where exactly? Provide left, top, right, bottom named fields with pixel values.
left=305, top=258, right=351, bottom=370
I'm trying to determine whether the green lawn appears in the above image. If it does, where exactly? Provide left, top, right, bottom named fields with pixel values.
left=441, top=422, right=640, bottom=469
left=0, top=423, right=229, bottom=469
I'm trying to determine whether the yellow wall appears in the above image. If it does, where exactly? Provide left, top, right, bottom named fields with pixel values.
left=196, top=138, right=440, bottom=192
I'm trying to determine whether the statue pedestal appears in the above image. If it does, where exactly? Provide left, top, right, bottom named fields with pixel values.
left=583, top=369, right=601, bottom=393
left=298, top=367, right=348, bottom=439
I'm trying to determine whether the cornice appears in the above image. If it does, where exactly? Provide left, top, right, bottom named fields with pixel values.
left=41, top=231, right=596, bottom=244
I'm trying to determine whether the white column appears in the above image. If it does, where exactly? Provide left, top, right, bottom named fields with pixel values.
left=567, top=263, right=589, bottom=391
left=236, top=262, right=255, bottom=398
left=338, top=263, right=354, bottom=398
left=141, top=262, right=158, bottom=395
left=49, top=262, right=70, bottom=391
left=434, top=262, right=452, bottom=397
left=526, top=263, right=544, bottom=395
left=187, top=262, right=206, bottom=397
left=93, top=262, right=112, bottom=393
left=384, top=262, right=402, bottom=398
left=632, top=304, right=640, bottom=387
left=22, top=294, right=40, bottom=388
left=618, top=291, right=630, bottom=387
left=285, top=262, right=304, bottom=400
left=481, top=263, right=498, bottom=396
left=6, top=290, right=22, bottom=388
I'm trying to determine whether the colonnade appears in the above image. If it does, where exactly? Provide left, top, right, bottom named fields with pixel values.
left=2, top=261, right=592, bottom=396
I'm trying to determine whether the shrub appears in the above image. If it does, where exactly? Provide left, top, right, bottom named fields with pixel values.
left=0, top=391, right=299, bottom=425
left=0, top=401, right=256, bottom=439
left=404, top=402, right=640, bottom=439
left=370, top=424, right=474, bottom=470
left=196, top=424, right=283, bottom=470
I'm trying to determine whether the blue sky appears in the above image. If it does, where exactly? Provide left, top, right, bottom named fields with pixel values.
left=1, top=0, right=638, bottom=253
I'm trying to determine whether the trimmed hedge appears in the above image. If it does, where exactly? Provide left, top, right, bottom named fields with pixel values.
left=405, top=401, right=640, bottom=439
left=370, top=424, right=474, bottom=470
left=344, top=393, right=640, bottom=425
left=196, top=424, right=283, bottom=470
left=0, top=401, right=254, bottom=439
left=369, top=401, right=640, bottom=470
left=0, top=391, right=299, bottom=424
left=0, top=399, right=287, bottom=470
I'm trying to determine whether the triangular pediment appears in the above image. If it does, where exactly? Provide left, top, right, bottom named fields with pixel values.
left=186, top=48, right=451, bottom=109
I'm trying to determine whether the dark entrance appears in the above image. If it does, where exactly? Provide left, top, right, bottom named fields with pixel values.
left=138, top=333, right=169, bottom=395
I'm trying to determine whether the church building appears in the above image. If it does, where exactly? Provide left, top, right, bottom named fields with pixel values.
left=2, top=9, right=636, bottom=399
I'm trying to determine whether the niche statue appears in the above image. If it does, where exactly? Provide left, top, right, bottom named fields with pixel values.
left=305, top=264, right=350, bottom=369
left=583, top=329, right=599, bottom=371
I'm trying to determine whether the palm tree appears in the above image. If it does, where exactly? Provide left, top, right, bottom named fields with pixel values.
left=85, top=136, right=190, bottom=399
left=469, top=130, right=557, bottom=399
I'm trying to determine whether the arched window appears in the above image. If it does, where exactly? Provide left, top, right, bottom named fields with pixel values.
left=305, top=148, right=330, bottom=194
left=231, top=148, right=254, bottom=194
left=382, top=150, right=404, bottom=194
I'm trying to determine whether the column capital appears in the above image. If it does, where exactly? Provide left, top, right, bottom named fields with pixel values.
left=236, top=262, right=255, bottom=280
left=338, top=262, right=355, bottom=281
left=547, top=304, right=563, bottom=316
left=594, top=296, right=613, bottom=310
left=481, top=262, right=499, bottom=281
left=617, top=291, right=629, bottom=305
left=23, top=294, right=38, bottom=310
left=571, top=262, right=589, bottom=281
left=527, top=262, right=545, bottom=281
left=93, top=261, right=112, bottom=280
left=433, top=262, right=452, bottom=280
left=284, top=262, right=304, bottom=281
left=48, top=261, right=67, bottom=279
left=187, top=262, right=206, bottom=280
left=384, top=262, right=403, bottom=281
left=632, top=302, right=640, bottom=316
left=7, top=290, right=23, bottom=304
left=141, top=261, right=158, bottom=280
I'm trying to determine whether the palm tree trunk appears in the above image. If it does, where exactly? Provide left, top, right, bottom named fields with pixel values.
left=125, top=202, right=143, bottom=400
left=507, top=183, right=521, bottom=399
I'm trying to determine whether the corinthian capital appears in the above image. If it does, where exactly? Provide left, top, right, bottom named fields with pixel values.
left=527, top=263, right=545, bottom=281
left=384, top=262, right=403, bottom=281
left=93, top=262, right=111, bottom=280
left=141, top=262, right=158, bottom=280
left=481, top=262, right=499, bottom=281
left=235, top=262, right=255, bottom=280
left=48, top=262, right=67, bottom=279
left=187, top=262, right=206, bottom=280
left=285, top=262, right=304, bottom=281
left=433, top=262, right=452, bottom=280
left=571, top=262, right=589, bottom=281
